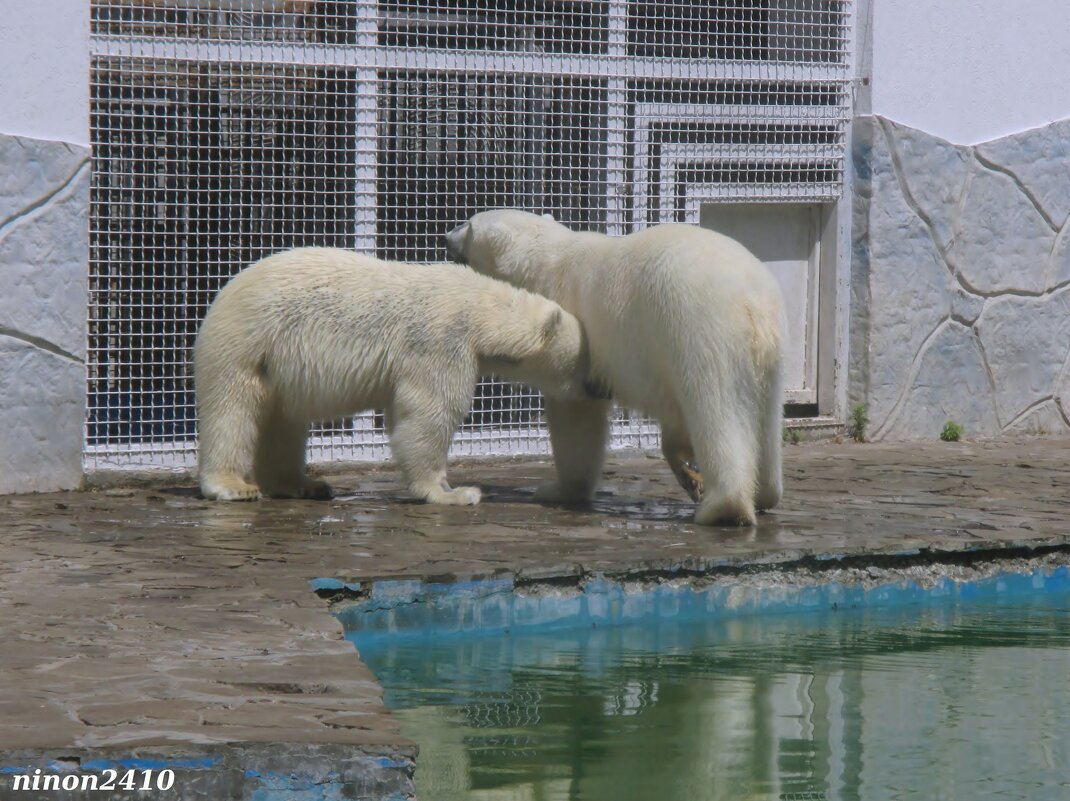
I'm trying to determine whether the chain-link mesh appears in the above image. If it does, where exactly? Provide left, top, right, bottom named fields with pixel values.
left=87, top=0, right=852, bottom=470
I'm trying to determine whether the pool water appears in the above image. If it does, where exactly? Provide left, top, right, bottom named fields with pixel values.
left=358, top=593, right=1070, bottom=801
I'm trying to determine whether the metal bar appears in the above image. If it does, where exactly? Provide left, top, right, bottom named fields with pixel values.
left=91, top=35, right=852, bottom=83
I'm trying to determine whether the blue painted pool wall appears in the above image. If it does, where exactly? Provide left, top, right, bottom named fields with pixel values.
left=333, top=566, right=1070, bottom=650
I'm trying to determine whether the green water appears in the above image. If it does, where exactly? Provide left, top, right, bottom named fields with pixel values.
left=361, top=596, right=1070, bottom=801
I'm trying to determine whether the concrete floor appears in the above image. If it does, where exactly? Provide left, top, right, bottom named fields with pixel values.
left=1, top=437, right=1068, bottom=798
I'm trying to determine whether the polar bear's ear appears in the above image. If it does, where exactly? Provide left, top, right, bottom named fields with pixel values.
left=540, top=306, right=564, bottom=340
left=445, top=221, right=471, bottom=264
left=541, top=213, right=556, bottom=221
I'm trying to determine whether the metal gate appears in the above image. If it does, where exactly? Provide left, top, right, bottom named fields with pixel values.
left=87, top=0, right=853, bottom=470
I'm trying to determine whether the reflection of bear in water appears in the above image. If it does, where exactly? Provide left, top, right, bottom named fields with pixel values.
left=195, top=247, right=590, bottom=504
left=448, top=211, right=786, bottom=527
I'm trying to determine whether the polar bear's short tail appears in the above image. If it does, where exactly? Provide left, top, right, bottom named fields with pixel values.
left=747, top=300, right=784, bottom=377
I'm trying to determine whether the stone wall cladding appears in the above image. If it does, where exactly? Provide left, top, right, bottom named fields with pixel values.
left=851, top=116, right=1070, bottom=440
left=0, top=134, right=89, bottom=493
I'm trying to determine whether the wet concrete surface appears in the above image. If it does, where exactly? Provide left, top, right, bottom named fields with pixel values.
left=1, top=438, right=1068, bottom=791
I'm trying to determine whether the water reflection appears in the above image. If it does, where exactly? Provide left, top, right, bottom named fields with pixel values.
left=359, top=597, right=1070, bottom=801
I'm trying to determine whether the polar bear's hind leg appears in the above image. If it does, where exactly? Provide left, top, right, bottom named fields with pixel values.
left=687, top=385, right=760, bottom=527
left=198, top=369, right=267, bottom=502
left=535, top=397, right=611, bottom=504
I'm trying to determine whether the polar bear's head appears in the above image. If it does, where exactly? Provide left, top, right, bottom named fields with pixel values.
left=445, top=210, right=567, bottom=295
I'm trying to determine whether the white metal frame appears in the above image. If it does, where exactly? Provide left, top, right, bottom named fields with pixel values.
left=87, top=0, right=854, bottom=471
left=690, top=198, right=824, bottom=403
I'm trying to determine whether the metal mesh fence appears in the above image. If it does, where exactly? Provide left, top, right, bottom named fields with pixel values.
left=87, top=0, right=853, bottom=471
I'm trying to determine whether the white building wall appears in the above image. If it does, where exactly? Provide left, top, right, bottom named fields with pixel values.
left=852, top=0, right=1070, bottom=441
left=0, top=0, right=90, bottom=145
left=871, top=0, right=1070, bottom=145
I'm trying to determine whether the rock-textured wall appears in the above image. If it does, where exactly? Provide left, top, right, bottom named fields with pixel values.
left=0, top=134, right=89, bottom=493
left=851, top=116, right=1070, bottom=440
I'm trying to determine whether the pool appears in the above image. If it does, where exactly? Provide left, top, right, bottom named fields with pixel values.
left=352, top=577, right=1070, bottom=801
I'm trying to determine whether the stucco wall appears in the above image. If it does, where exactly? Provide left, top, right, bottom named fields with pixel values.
left=0, top=134, right=90, bottom=492
left=850, top=115, right=1070, bottom=441
left=870, top=0, right=1070, bottom=145
left=0, top=0, right=90, bottom=145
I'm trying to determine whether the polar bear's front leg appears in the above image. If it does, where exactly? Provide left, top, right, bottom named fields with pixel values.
left=255, top=412, right=333, bottom=500
left=197, top=371, right=265, bottom=502
left=536, top=397, right=611, bottom=503
left=388, top=401, right=481, bottom=506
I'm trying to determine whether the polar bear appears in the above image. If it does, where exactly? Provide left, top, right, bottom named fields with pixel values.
left=194, top=247, right=590, bottom=504
left=445, top=210, right=785, bottom=526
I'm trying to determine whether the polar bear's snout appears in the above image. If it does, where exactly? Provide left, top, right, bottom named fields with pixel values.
left=445, top=222, right=469, bottom=263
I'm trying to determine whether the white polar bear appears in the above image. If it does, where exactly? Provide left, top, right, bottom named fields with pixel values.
left=446, top=210, right=786, bottom=526
left=194, top=247, right=590, bottom=504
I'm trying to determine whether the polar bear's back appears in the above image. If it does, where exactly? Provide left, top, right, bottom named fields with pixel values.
left=636, top=225, right=781, bottom=354
left=204, top=247, right=522, bottom=344
left=215, top=247, right=499, bottom=324
left=196, top=247, right=515, bottom=419
left=621, top=224, right=780, bottom=303
left=577, top=224, right=784, bottom=405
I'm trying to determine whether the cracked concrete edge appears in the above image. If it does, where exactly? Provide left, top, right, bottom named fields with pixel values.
left=852, top=115, right=1070, bottom=439
left=332, top=547, right=1070, bottom=662
left=1, top=443, right=1066, bottom=798
left=328, top=535, right=1070, bottom=615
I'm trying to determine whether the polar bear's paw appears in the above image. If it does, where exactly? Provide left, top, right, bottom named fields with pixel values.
left=533, top=481, right=594, bottom=505
left=297, top=477, right=334, bottom=500
left=694, top=494, right=756, bottom=528
left=423, top=484, right=482, bottom=506
left=201, top=474, right=262, bottom=502
left=754, top=483, right=782, bottom=512
left=261, top=476, right=334, bottom=500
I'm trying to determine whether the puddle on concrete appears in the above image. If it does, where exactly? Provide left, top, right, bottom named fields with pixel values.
left=359, top=590, right=1070, bottom=801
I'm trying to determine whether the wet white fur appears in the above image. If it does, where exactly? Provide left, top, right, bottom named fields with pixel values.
left=447, top=210, right=785, bottom=526
left=195, top=247, right=590, bottom=504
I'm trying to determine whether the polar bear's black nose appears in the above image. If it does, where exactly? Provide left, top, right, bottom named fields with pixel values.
left=445, top=223, right=468, bottom=263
